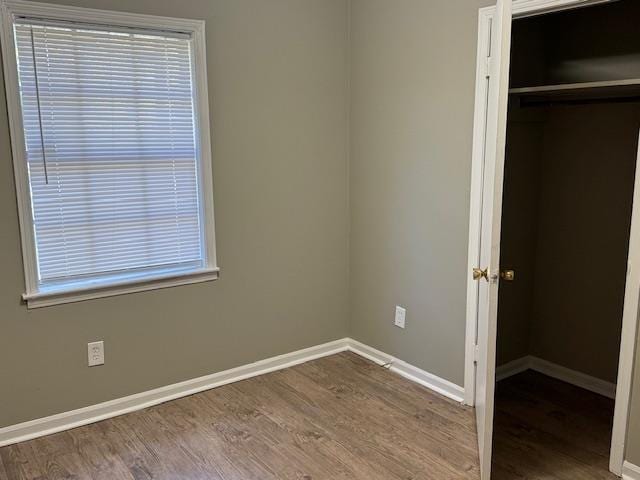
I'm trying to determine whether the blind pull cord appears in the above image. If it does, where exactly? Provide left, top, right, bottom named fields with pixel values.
left=29, top=27, right=49, bottom=185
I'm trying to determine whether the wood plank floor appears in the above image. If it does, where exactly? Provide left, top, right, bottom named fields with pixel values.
left=0, top=352, right=480, bottom=480
left=492, top=370, right=618, bottom=480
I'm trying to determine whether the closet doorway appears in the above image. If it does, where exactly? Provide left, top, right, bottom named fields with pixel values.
left=465, top=1, right=640, bottom=479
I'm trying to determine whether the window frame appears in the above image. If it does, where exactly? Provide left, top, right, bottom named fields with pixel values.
left=0, top=0, right=219, bottom=308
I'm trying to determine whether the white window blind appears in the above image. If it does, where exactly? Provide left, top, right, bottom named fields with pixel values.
left=14, top=20, right=207, bottom=291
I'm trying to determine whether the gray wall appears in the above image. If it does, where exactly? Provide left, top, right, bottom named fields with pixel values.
left=349, top=0, right=492, bottom=386
left=0, top=0, right=350, bottom=428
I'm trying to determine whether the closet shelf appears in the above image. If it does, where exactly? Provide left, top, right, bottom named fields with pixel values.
left=509, top=79, right=640, bottom=105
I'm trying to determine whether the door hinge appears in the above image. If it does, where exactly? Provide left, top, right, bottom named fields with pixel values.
left=485, top=56, right=493, bottom=78
left=473, top=344, right=480, bottom=364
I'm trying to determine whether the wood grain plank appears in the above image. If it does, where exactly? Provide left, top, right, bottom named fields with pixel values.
left=285, top=358, right=479, bottom=478
left=0, top=352, right=479, bottom=480
left=0, top=453, right=8, bottom=480
left=0, top=444, right=43, bottom=480
left=493, top=370, right=618, bottom=480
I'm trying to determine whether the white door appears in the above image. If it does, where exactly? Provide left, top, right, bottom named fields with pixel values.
left=474, top=1, right=512, bottom=479
left=611, top=129, right=640, bottom=474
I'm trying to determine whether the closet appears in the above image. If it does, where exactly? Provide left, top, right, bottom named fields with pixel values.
left=492, top=1, right=640, bottom=478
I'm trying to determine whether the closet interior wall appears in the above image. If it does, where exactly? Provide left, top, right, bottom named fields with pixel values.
left=497, top=101, right=639, bottom=383
left=496, top=0, right=640, bottom=384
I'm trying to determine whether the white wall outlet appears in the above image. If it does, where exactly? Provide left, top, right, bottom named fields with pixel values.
left=88, top=341, right=104, bottom=367
left=394, top=306, right=406, bottom=329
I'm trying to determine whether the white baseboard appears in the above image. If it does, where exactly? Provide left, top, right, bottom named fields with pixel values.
left=0, top=339, right=349, bottom=448
left=530, top=357, right=617, bottom=399
left=496, top=355, right=617, bottom=399
left=0, top=337, right=465, bottom=448
left=495, top=356, right=531, bottom=382
left=345, top=339, right=465, bottom=403
left=623, top=461, right=640, bottom=480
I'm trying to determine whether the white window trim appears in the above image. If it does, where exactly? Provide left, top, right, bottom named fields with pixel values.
left=0, top=0, right=219, bottom=309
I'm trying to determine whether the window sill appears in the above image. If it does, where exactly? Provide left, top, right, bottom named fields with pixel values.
left=22, top=267, right=220, bottom=309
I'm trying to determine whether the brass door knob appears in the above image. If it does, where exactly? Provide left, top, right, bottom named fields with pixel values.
left=473, top=267, right=489, bottom=281
left=501, top=270, right=515, bottom=281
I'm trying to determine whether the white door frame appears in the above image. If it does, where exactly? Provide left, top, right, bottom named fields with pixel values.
left=464, top=0, right=639, bottom=476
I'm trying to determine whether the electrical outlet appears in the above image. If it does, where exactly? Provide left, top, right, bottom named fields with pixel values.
left=88, top=341, right=104, bottom=367
left=394, top=306, right=406, bottom=329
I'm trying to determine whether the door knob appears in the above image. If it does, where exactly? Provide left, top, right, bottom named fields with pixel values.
left=500, top=269, right=515, bottom=281
left=473, top=267, right=489, bottom=281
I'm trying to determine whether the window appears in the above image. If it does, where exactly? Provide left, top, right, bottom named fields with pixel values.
left=0, top=1, right=218, bottom=308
